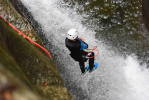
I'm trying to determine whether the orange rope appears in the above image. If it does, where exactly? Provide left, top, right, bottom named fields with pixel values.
left=79, top=38, right=99, bottom=58
left=0, top=16, right=52, bottom=58
left=85, top=46, right=99, bottom=58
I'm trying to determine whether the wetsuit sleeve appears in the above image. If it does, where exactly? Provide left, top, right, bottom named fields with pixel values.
left=79, top=39, right=88, bottom=50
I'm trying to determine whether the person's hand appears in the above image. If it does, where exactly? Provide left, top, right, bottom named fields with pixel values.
left=87, top=53, right=92, bottom=56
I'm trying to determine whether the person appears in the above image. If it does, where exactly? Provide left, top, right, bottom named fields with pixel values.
left=65, top=28, right=95, bottom=74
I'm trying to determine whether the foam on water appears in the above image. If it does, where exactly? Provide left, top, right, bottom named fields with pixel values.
left=19, top=0, right=149, bottom=100
left=124, top=56, right=149, bottom=100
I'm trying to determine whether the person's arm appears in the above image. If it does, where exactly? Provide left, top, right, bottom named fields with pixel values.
left=79, top=39, right=88, bottom=50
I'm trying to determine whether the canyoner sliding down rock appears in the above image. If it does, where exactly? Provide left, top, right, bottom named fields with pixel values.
left=9, top=0, right=149, bottom=100
left=65, top=28, right=100, bottom=75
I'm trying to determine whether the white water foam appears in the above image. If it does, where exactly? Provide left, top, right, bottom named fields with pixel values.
left=19, top=0, right=149, bottom=100
left=124, top=56, right=149, bottom=100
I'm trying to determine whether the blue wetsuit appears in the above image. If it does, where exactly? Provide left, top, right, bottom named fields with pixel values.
left=65, top=38, right=94, bottom=73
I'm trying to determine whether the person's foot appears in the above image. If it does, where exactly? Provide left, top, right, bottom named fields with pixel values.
left=89, top=65, right=95, bottom=72
left=89, top=63, right=98, bottom=72
left=89, top=68, right=94, bottom=73
left=81, top=70, right=87, bottom=75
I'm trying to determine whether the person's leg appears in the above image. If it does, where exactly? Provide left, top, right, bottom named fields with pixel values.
left=88, top=52, right=95, bottom=71
left=70, top=53, right=86, bottom=73
left=79, top=60, right=85, bottom=73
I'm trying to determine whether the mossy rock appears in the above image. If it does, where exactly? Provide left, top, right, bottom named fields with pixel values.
left=0, top=17, right=72, bottom=100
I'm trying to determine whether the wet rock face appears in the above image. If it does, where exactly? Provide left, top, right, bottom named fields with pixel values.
left=10, top=0, right=44, bottom=36
left=0, top=0, right=73, bottom=100
left=9, top=0, right=51, bottom=50
left=142, top=0, right=149, bottom=31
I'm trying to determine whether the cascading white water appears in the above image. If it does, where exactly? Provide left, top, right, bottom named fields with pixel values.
left=19, top=0, right=149, bottom=100
left=124, top=56, right=149, bottom=100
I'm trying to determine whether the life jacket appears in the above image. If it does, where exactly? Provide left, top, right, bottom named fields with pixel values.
left=65, top=38, right=88, bottom=54
left=79, top=39, right=88, bottom=50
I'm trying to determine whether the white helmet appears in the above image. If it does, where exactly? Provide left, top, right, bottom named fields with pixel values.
left=67, top=28, right=78, bottom=40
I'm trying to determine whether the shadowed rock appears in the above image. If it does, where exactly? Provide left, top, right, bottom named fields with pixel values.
left=142, top=0, right=149, bottom=31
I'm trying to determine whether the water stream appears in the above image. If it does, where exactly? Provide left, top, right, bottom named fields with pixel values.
left=19, top=0, right=149, bottom=100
